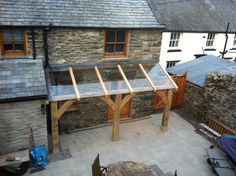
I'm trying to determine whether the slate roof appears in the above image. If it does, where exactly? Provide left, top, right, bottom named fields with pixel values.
left=0, top=59, right=47, bottom=100
left=148, top=0, right=236, bottom=32
left=167, top=55, right=236, bottom=87
left=0, top=0, right=164, bottom=29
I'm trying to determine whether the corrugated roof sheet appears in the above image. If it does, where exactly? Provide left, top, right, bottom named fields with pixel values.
left=0, top=0, right=163, bottom=29
left=0, top=59, right=47, bottom=100
left=148, top=0, right=236, bottom=32
left=167, top=55, right=236, bottom=87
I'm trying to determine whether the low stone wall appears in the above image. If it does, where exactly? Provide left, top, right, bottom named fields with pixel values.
left=204, top=73, right=236, bottom=129
left=0, top=100, right=48, bottom=155
left=182, top=72, right=236, bottom=129
left=182, top=82, right=205, bottom=120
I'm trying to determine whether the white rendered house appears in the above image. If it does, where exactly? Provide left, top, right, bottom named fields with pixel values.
left=159, top=32, right=236, bottom=68
left=148, top=0, right=236, bottom=68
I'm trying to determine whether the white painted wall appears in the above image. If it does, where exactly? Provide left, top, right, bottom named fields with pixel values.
left=159, top=32, right=236, bottom=68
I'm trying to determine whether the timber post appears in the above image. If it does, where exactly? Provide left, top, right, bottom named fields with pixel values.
left=160, top=89, right=173, bottom=132
left=112, top=94, right=122, bottom=141
left=51, top=101, right=60, bottom=153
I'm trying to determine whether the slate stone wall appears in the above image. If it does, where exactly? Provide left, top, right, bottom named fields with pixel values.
left=182, top=73, right=236, bottom=129
left=204, top=73, right=236, bottom=129
left=0, top=100, right=48, bottom=155
left=59, top=91, right=155, bottom=133
left=182, top=82, right=205, bottom=120
left=46, top=29, right=161, bottom=64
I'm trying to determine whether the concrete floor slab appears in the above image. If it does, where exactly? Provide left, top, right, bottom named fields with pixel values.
left=25, top=111, right=214, bottom=176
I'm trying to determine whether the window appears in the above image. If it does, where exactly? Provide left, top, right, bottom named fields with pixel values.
left=206, top=33, right=215, bottom=47
left=169, top=33, right=181, bottom=47
left=104, top=30, right=128, bottom=57
left=0, top=29, right=26, bottom=56
left=166, top=60, right=179, bottom=68
left=233, top=34, right=236, bottom=46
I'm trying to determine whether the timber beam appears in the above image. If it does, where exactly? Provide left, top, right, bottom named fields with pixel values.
left=160, top=89, right=174, bottom=132
left=51, top=100, right=76, bottom=153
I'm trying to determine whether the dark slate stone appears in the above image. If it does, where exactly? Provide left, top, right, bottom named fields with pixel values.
left=0, top=59, right=47, bottom=100
left=148, top=0, right=236, bottom=32
left=0, top=0, right=164, bottom=29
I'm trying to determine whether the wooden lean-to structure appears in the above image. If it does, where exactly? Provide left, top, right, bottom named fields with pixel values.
left=46, top=63, right=178, bottom=153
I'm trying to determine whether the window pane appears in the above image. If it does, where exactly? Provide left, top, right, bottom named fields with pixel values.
left=115, top=44, right=124, bottom=53
left=105, top=44, right=114, bottom=53
left=2, top=31, right=12, bottom=40
left=3, top=43, right=13, bottom=50
left=13, top=30, right=22, bottom=41
left=116, top=31, right=125, bottom=42
left=106, top=31, right=115, bottom=42
left=14, top=43, right=23, bottom=50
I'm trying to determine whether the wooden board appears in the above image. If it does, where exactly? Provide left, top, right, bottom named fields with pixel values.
left=154, top=72, right=187, bottom=109
left=0, top=150, right=29, bottom=167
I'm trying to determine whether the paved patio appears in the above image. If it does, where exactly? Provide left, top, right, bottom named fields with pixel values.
left=26, top=111, right=214, bottom=176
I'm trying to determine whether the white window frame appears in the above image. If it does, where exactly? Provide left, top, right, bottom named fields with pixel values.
left=169, top=32, right=181, bottom=48
left=206, top=33, right=215, bottom=47
left=233, top=34, right=236, bottom=47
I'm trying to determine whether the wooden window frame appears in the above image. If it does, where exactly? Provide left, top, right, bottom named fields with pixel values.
left=0, top=30, right=27, bottom=57
left=104, top=30, right=128, bottom=58
left=169, top=32, right=181, bottom=48
left=206, top=33, right=215, bottom=47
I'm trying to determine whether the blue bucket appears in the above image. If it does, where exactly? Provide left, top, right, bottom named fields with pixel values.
left=30, top=145, right=48, bottom=167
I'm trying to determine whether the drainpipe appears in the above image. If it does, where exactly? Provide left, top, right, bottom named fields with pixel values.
left=220, top=22, right=230, bottom=59
left=43, top=25, right=52, bottom=68
left=31, top=28, right=37, bottom=60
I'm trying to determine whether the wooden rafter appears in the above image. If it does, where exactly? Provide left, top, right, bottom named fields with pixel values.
left=94, top=66, right=108, bottom=96
left=69, top=67, right=80, bottom=100
left=117, top=65, right=133, bottom=93
left=159, top=64, right=178, bottom=90
left=139, top=64, right=157, bottom=91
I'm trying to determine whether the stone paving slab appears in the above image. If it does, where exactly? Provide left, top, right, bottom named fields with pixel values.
left=25, top=111, right=214, bottom=176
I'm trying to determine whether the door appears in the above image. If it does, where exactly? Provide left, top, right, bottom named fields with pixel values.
left=107, top=94, right=132, bottom=121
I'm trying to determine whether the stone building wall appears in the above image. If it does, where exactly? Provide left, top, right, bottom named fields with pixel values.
left=182, top=73, right=236, bottom=129
left=0, top=100, right=48, bottom=155
left=204, top=73, right=236, bottom=129
left=47, top=29, right=161, bottom=64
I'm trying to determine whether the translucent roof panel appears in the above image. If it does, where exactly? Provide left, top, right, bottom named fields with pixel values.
left=73, top=68, right=104, bottom=98
left=144, top=64, right=176, bottom=90
left=48, top=71, right=76, bottom=101
left=47, top=63, right=177, bottom=101
left=120, top=65, right=152, bottom=92
left=98, top=66, right=130, bottom=95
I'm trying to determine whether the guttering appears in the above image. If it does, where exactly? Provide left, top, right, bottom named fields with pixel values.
left=0, top=95, right=47, bottom=103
